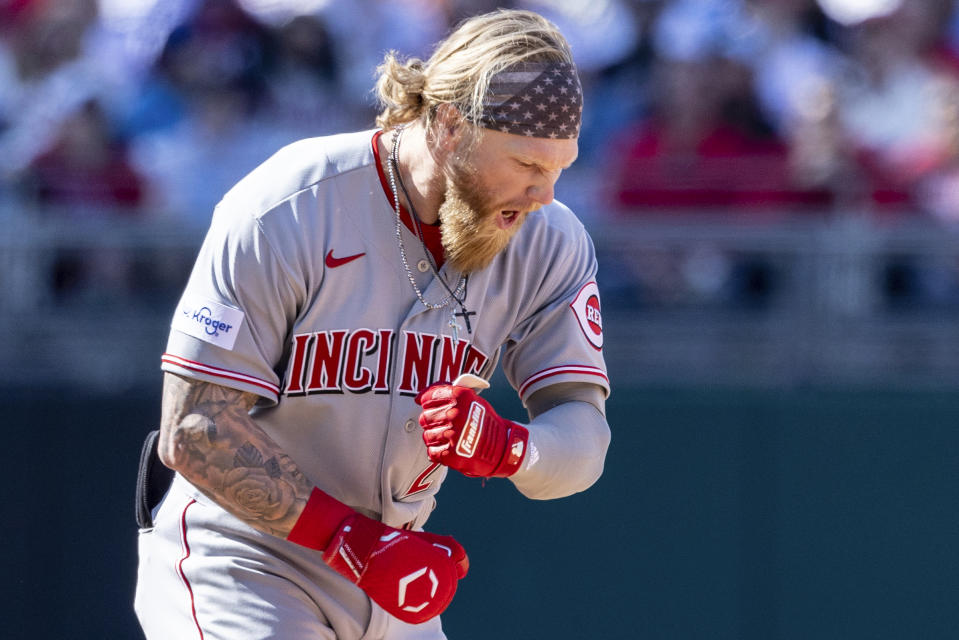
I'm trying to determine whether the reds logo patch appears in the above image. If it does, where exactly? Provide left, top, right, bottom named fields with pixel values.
left=569, top=282, right=603, bottom=350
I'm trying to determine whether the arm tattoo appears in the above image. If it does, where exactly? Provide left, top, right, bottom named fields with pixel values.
left=160, top=373, right=313, bottom=537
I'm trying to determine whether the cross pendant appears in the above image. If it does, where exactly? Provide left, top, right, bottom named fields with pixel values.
left=454, top=307, right=476, bottom=335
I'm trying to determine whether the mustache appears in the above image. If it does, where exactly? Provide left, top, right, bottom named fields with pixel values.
left=438, top=177, right=526, bottom=274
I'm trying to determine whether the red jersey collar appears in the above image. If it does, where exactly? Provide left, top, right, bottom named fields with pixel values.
left=371, top=130, right=445, bottom=268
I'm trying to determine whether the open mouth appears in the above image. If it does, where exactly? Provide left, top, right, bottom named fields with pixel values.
left=497, top=210, right=520, bottom=229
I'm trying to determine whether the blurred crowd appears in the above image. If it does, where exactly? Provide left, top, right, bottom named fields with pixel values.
left=4, top=0, right=959, bottom=306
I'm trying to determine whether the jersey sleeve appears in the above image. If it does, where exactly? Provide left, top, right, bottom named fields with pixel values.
left=501, top=213, right=609, bottom=406
left=162, top=200, right=306, bottom=404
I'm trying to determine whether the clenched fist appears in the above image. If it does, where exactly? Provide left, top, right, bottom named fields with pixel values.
left=323, top=513, right=469, bottom=624
left=415, top=383, right=529, bottom=478
left=287, top=487, right=468, bottom=624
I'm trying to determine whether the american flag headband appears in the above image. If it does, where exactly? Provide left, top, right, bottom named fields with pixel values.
left=477, top=61, right=583, bottom=139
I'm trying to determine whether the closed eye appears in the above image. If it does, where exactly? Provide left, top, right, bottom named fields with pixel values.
left=515, top=158, right=573, bottom=174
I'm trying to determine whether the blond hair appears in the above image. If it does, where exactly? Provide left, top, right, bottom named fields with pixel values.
left=374, top=9, right=574, bottom=133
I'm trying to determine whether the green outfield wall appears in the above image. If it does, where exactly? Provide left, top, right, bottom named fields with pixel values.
left=5, top=384, right=957, bottom=640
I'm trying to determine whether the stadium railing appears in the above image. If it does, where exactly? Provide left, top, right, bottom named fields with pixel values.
left=3, top=202, right=959, bottom=390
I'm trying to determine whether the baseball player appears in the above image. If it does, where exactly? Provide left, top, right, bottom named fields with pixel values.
left=134, top=9, right=611, bottom=640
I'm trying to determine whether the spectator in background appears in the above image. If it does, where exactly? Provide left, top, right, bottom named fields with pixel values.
left=799, top=0, right=959, bottom=212
left=262, top=14, right=359, bottom=139
left=127, top=0, right=296, bottom=229
left=26, top=99, right=143, bottom=208
left=599, top=0, right=836, bottom=310
left=0, top=0, right=94, bottom=80
left=739, top=0, right=845, bottom=144
left=913, top=83, right=959, bottom=225
left=600, top=48, right=795, bottom=308
left=606, top=48, right=833, bottom=213
left=21, top=98, right=147, bottom=300
left=923, top=0, right=959, bottom=201
left=117, top=23, right=197, bottom=139
left=0, top=0, right=102, bottom=179
left=319, top=0, right=458, bottom=104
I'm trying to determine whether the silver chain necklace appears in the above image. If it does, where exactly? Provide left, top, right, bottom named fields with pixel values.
left=386, top=126, right=468, bottom=322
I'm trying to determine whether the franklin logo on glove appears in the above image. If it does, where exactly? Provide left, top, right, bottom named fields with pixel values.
left=456, top=402, right=486, bottom=458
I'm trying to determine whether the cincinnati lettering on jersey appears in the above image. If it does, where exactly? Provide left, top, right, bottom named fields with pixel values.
left=283, top=329, right=489, bottom=397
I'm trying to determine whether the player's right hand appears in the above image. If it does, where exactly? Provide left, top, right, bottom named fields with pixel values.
left=322, top=513, right=469, bottom=624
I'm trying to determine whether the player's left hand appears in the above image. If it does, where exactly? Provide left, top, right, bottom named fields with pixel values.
left=415, top=383, right=529, bottom=478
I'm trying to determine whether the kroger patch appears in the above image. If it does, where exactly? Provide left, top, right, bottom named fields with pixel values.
left=171, top=296, right=245, bottom=350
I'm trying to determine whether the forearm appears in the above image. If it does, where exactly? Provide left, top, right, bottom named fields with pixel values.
left=509, top=400, right=611, bottom=500
left=158, top=372, right=314, bottom=538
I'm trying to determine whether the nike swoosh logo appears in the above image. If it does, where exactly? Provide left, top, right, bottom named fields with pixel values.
left=325, top=249, right=366, bottom=268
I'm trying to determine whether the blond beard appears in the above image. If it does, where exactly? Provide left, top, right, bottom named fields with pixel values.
left=438, top=165, right=528, bottom=274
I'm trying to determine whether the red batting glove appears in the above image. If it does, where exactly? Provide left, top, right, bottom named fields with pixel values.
left=323, top=515, right=468, bottom=624
left=415, top=383, right=529, bottom=478
left=288, top=488, right=468, bottom=624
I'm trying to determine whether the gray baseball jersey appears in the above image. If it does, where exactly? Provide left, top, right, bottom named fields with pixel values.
left=161, top=128, right=608, bottom=527
left=139, top=129, right=608, bottom=638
